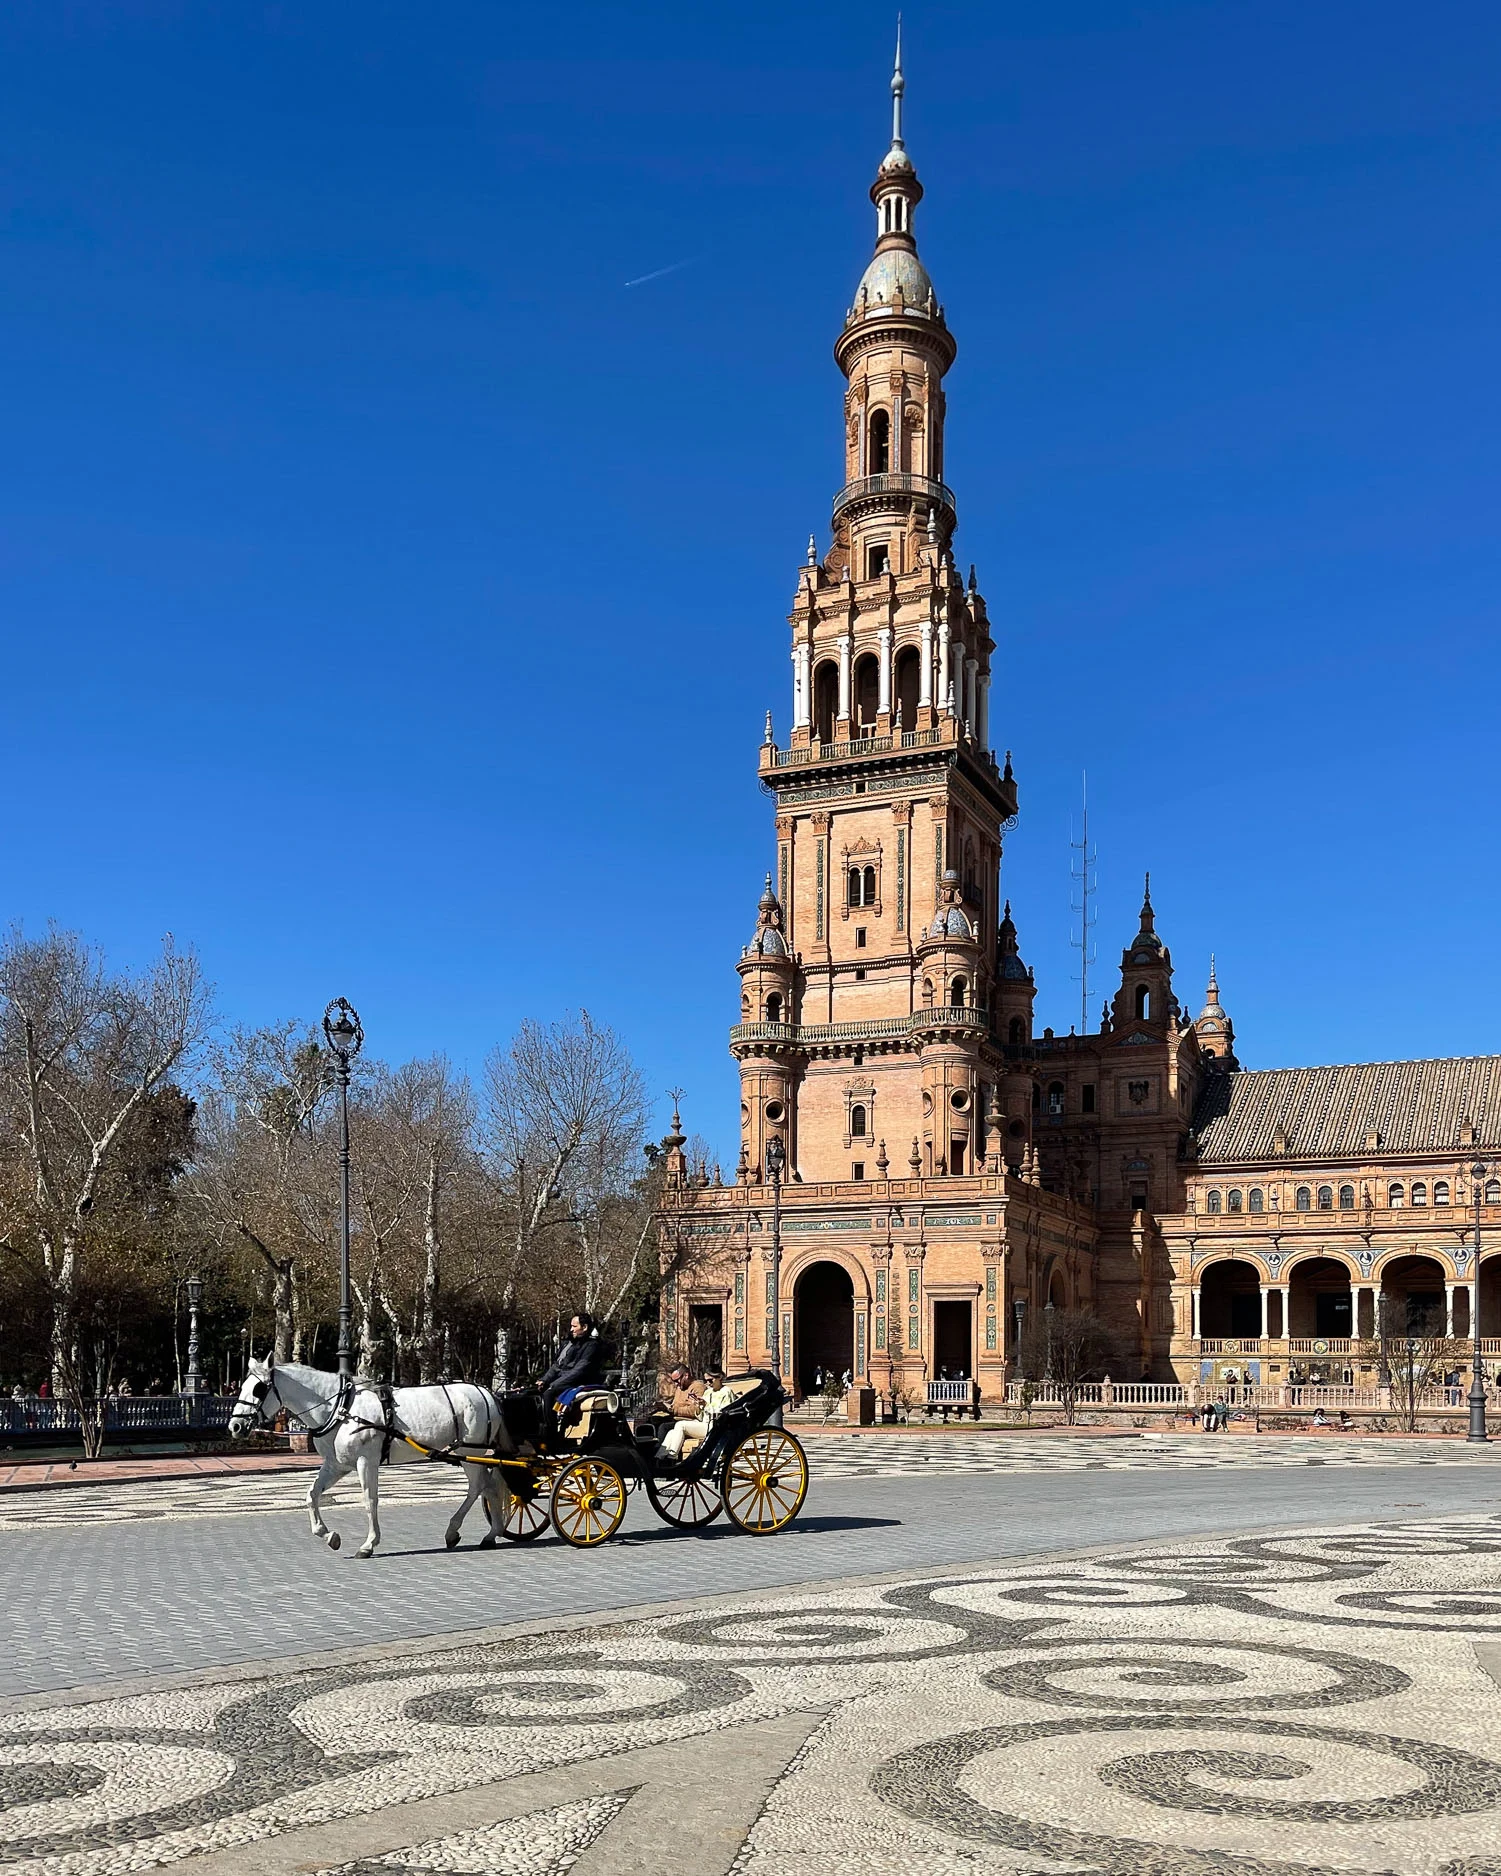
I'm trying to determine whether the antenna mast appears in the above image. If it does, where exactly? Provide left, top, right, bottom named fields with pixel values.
left=1069, top=771, right=1097, bottom=1034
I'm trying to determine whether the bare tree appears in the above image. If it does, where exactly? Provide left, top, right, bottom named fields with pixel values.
left=1019, top=1306, right=1118, bottom=1425
left=0, top=926, right=210, bottom=1424
left=187, top=1022, right=335, bottom=1361
left=349, top=1057, right=478, bottom=1381
left=481, top=1011, right=649, bottom=1386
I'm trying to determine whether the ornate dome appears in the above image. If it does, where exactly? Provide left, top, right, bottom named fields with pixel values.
left=743, top=874, right=789, bottom=959
left=849, top=245, right=936, bottom=322
left=925, top=868, right=975, bottom=941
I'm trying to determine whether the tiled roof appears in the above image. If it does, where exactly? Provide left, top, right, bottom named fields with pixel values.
left=1190, top=1058, right=1501, bottom=1165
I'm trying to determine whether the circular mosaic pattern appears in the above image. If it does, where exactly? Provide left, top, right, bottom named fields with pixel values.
left=873, top=1716, right=1501, bottom=1870
left=983, top=1640, right=1407, bottom=1713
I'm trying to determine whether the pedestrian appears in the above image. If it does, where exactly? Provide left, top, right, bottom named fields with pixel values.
left=1200, top=1399, right=1215, bottom=1433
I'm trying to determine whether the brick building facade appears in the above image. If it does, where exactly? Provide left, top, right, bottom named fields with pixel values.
left=659, top=49, right=1501, bottom=1401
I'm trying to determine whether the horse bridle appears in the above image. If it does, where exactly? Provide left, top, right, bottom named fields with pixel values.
left=236, top=1359, right=353, bottom=1440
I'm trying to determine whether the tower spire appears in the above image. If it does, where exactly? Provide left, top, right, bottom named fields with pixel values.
left=890, top=16, right=905, bottom=154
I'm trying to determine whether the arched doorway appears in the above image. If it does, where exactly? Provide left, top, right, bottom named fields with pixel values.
left=853, top=653, right=879, bottom=730
left=1481, top=1255, right=1501, bottom=1338
left=794, top=1261, right=854, bottom=1397
left=813, top=661, right=838, bottom=742
left=1200, top=1259, right=1261, bottom=1340
left=1287, top=1258, right=1352, bottom=1341
left=1379, top=1255, right=1447, bottom=1338
left=894, top=644, right=920, bottom=729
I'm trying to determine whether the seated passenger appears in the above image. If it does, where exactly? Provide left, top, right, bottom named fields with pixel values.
left=538, top=1310, right=606, bottom=1412
left=659, top=1365, right=735, bottom=1462
left=651, top=1362, right=704, bottom=1434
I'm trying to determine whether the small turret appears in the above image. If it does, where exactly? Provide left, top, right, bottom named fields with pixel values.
left=1194, top=954, right=1238, bottom=1069
left=1110, top=873, right=1175, bottom=1033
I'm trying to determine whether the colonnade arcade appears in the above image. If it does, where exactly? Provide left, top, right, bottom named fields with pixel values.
left=1189, top=1248, right=1501, bottom=1356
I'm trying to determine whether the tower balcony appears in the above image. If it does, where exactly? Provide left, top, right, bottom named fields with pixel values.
left=759, top=715, right=1017, bottom=820
left=831, top=471, right=955, bottom=533
left=730, top=1007, right=990, bottom=1060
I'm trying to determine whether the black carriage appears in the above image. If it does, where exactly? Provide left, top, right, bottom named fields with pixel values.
left=493, top=1369, right=808, bottom=1548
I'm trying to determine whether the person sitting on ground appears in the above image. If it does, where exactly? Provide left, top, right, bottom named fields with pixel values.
left=1338, top=1410, right=1352, bottom=1430
left=658, top=1364, right=736, bottom=1464
left=1311, top=1406, right=1328, bottom=1428
left=537, top=1311, right=606, bottom=1413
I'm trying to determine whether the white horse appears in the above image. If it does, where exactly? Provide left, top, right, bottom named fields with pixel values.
left=227, top=1358, right=522, bottom=1559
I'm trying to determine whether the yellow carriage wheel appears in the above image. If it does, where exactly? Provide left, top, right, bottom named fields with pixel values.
left=495, top=1485, right=550, bottom=1543
left=721, top=1428, right=808, bottom=1534
left=549, top=1457, right=628, bottom=1548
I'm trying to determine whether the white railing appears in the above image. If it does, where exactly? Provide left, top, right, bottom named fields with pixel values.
left=926, top=1380, right=972, bottom=1405
left=1199, top=1338, right=1264, bottom=1355
left=1288, top=1338, right=1355, bottom=1355
left=1, top=1394, right=235, bottom=1435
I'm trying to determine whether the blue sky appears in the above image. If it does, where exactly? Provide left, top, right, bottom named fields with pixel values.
left=3, top=1, right=1499, bottom=1165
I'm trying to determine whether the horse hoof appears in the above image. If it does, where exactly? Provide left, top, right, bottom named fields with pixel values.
left=356, top=1548, right=375, bottom=1560
left=327, top=1532, right=341, bottom=1551
left=479, top=1534, right=497, bottom=1550
left=445, top=1530, right=460, bottom=1550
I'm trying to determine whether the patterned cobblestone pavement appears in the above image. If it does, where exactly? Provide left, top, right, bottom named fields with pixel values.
left=3, top=1431, right=1498, bottom=1529
left=4, top=1511, right=1501, bottom=1873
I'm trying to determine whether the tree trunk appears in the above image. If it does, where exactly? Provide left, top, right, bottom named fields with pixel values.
left=419, top=1151, right=442, bottom=1384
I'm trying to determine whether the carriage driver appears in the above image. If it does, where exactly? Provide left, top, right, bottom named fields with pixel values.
left=658, top=1363, right=736, bottom=1463
left=537, top=1310, right=606, bottom=1412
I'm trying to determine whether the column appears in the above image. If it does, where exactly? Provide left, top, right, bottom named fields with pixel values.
left=964, top=656, right=978, bottom=732
left=878, top=626, right=892, bottom=716
left=938, top=619, right=951, bottom=712
left=1259, top=1285, right=1270, bottom=1340
left=977, top=667, right=990, bottom=749
left=1190, top=1283, right=1200, bottom=1340
left=919, top=617, right=934, bottom=708
left=1446, top=1282, right=1457, bottom=1337
left=838, top=632, right=851, bottom=726
left=791, top=645, right=806, bottom=730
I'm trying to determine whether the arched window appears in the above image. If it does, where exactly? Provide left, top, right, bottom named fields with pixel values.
left=1411, top=1182, right=1428, bottom=1207
left=1047, top=1081, right=1065, bottom=1116
left=850, top=1103, right=867, bottom=1138
left=1317, top=1185, right=1333, bottom=1210
left=868, top=408, right=890, bottom=475
left=1134, top=984, right=1150, bottom=1021
left=1388, top=1183, right=1404, bottom=1208
left=1206, top=1190, right=1222, bottom=1214
left=863, top=865, right=877, bottom=906
left=1228, top=1189, right=1243, bottom=1213
left=1434, top=1180, right=1451, bottom=1206
left=894, top=644, right=920, bottom=730
left=1487, top=1178, right=1500, bottom=1205
left=949, top=975, right=967, bottom=1007
left=1248, top=1188, right=1264, bottom=1213
left=764, top=992, right=782, bottom=1025
left=1339, top=1184, right=1356, bottom=1210
left=847, top=866, right=863, bottom=907
left=854, top=652, right=880, bottom=728
left=923, top=977, right=935, bottom=1008
left=813, top=660, right=839, bottom=742
left=1295, top=1186, right=1311, bottom=1211
left=1008, top=1017, right=1026, bottom=1045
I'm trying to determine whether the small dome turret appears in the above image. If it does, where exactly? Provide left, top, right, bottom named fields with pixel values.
left=924, top=868, right=975, bottom=942
left=743, top=874, right=790, bottom=959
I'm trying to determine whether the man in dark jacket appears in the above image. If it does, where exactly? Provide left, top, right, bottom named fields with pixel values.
left=538, top=1312, right=606, bottom=1411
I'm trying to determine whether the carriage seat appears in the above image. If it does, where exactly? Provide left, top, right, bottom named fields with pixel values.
left=559, top=1389, right=620, bottom=1443
left=677, top=1374, right=765, bottom=1455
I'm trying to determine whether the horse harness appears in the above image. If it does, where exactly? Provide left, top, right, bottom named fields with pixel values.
left=247, top=1361, right=517, bottom=1473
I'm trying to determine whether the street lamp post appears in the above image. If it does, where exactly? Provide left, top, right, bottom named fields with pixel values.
left=184, top=1274, right=204, bottom=1396
left=1044, top=1298, right=1055, bottom=1381
left=322, top=998, right=364, bottom=1379
left=765, top=1133, right=786, bottom=1387
left=1468, top=1159, right=1489, bottom=1445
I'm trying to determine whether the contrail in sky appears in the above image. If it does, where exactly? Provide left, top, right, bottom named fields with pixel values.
left=624, top=257, right=695, bottom=289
